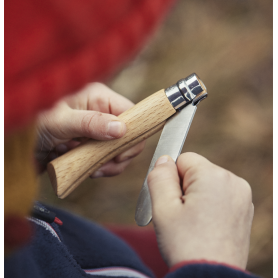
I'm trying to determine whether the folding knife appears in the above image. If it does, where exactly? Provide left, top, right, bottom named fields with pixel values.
left=135, top=73, right=207, bottom=226
left=47, top=73, right=207, bottom=224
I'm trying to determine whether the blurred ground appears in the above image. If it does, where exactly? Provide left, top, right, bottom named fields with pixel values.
left=38, top=0, right=273, bottom=277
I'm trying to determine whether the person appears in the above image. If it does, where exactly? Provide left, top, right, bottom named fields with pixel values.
left=4, top=0, right=259, bottom=277
left=5, top=82, right=257, bottom=277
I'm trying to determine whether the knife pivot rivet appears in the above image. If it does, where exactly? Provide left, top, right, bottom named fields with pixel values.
left=165, top=73, right=208, bottom=110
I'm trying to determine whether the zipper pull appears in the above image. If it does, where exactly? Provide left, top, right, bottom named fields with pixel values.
left=32, top=204, right=63, bottom=226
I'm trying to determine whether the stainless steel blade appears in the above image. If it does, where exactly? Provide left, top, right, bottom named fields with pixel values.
left=135, top=103, right=197, bottom=226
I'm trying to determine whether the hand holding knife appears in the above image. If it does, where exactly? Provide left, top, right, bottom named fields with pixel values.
left=47, top=73, right=207, bottom=225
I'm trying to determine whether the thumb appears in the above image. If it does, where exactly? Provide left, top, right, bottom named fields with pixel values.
left=148, top=155, right=182, bottom=212
left=65, top=109, right=126, bottom=140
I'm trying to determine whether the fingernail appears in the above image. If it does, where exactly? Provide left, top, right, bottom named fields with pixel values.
left=156, top=155, right=169, bottom=166
left=108, top=121, right=124, bottom=138
left=91, top=170, right=104, bottom=178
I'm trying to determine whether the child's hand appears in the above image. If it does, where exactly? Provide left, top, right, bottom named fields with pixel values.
left=36, top=83, right=145, bottom=175
left=148, top=152, right=254, bottom=269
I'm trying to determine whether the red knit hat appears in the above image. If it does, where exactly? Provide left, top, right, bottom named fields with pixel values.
left=5, top=0, right=175, bottom=136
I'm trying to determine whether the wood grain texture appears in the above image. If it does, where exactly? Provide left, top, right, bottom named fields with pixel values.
left=47, top=89, right=176, bottom=198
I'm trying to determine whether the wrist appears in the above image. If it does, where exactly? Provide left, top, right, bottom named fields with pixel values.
left=163, top=232, right=249, bottom=270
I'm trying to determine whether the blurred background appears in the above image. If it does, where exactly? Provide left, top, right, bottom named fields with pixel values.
left=38, top=0, right=273, bottom=277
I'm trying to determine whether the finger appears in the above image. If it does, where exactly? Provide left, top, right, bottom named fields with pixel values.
left=65, top=109, right=127, bottom=140
left=148, top=155, right=182, bottom=211
left=177, top=152, right=210, bottom=178
left=90, top=158, right=132, bottom=178
left=38, top=141, right=81, bottom=166
left=88, top=83, right=134, bottom=115
left=177, top=152, right=211, bottom=192
left=114, top=141, right=146, bottom=163
left=65, top=139, right=83, bottom=149
left=71, top=137, right=89, bottom=143
left=71, top=83, right=134, bottom=115
left=55, top=144, right=68, bottom=154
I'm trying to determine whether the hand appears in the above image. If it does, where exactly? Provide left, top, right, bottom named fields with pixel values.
left=148, top=152, right=254, bottom=269
left=36, top=82, right=145, bottom=176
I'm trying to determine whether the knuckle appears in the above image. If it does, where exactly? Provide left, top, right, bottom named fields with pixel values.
left=186, top=163, right=211, bottom=179
left=215, top=167, right=233, bottom=181
left=180, top=152, right=199, bottom=162
left=178, top=152, right=211, bottom=177
left=138, top=141, right=146, bottom=151
left=184, top=165, right=199, bottom=179
left=81, top=112, right=107, bottom=137
left=90, top=82, right=112, bottom=98
left=86, top=82, right=110, bottom=101
left=180, top=152, right=208, bottom=165
left=239, top=178, right=252, bottom=200
left=90, top=82, right=107, bottom=91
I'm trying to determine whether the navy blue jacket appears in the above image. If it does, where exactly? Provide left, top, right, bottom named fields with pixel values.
left=5, top=204, right=260, bottom=278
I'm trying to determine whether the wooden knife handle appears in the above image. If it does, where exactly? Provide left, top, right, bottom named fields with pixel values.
left=47, top=89, right=176, bottom=199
